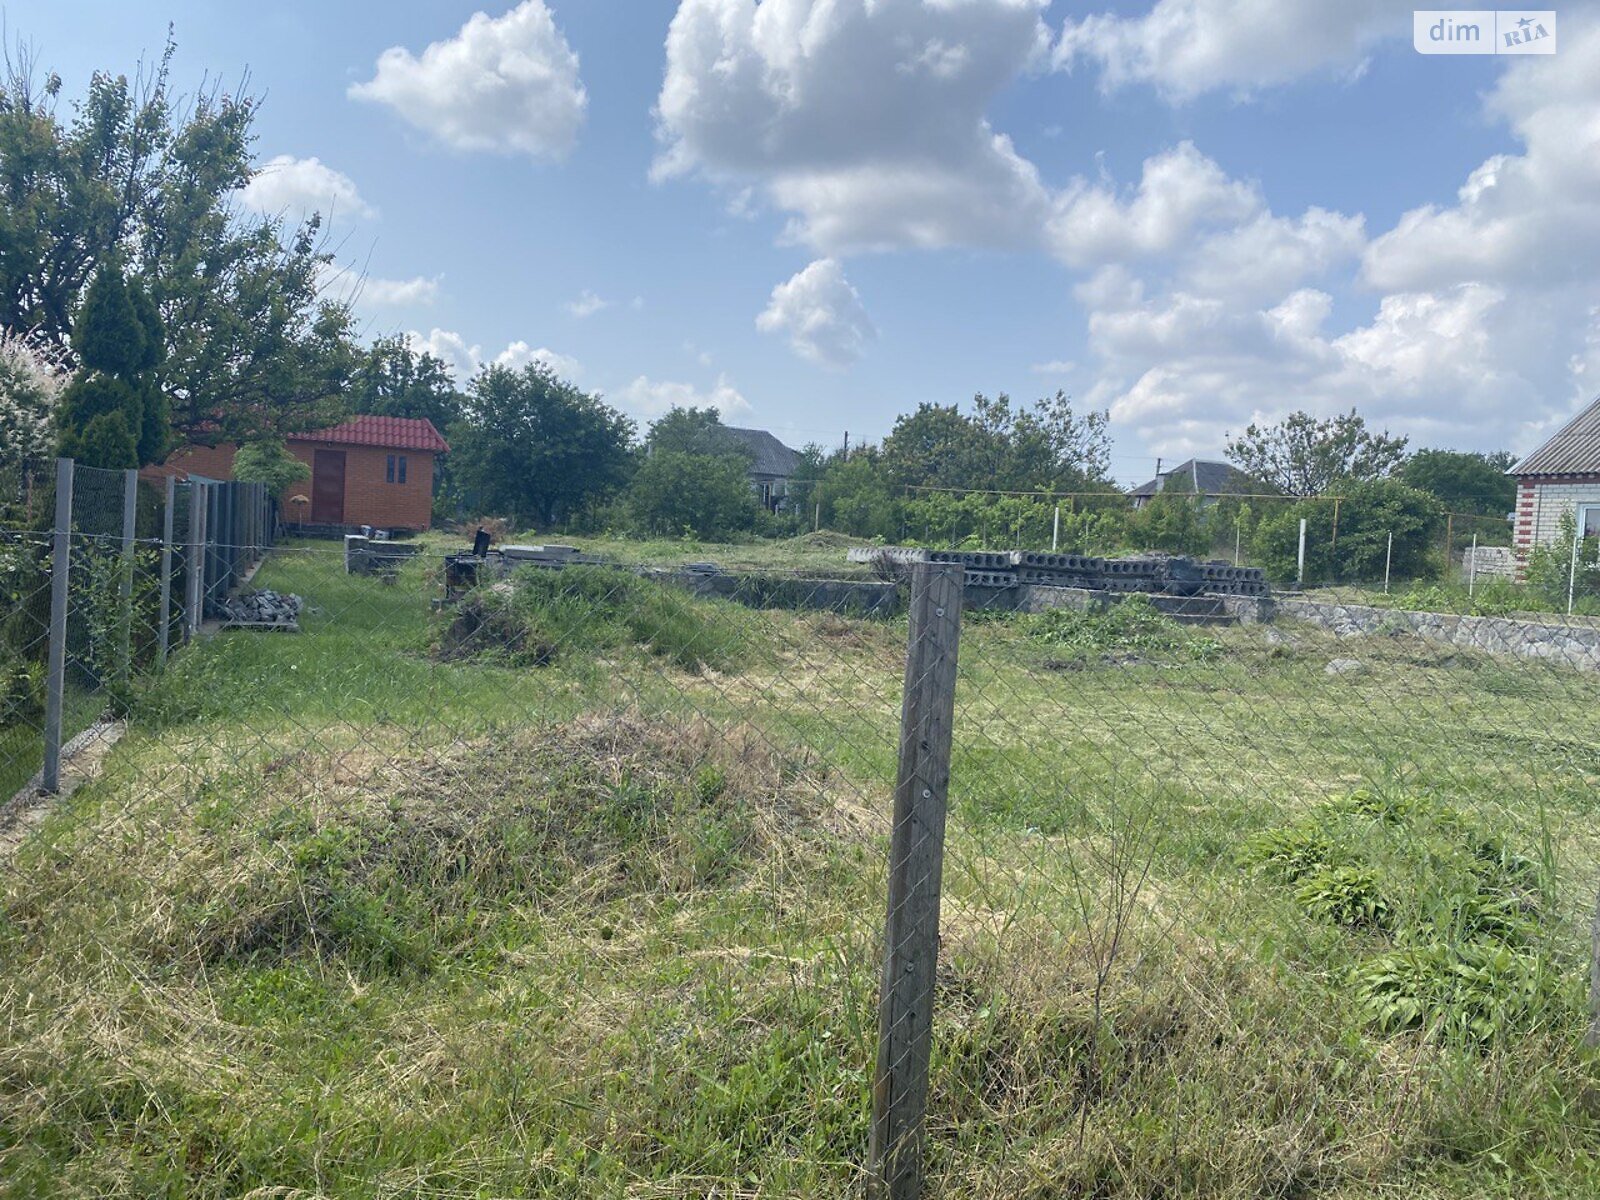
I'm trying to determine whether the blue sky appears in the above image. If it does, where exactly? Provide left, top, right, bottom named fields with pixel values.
left=17, top=1, right=1600, bottom=486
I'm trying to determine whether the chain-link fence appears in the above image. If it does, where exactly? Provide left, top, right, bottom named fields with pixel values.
left=3, top=489, right=1599, bottom=1197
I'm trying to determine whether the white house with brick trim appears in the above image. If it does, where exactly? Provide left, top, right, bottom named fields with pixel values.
left=1511, top=396, right=1600, bottom=564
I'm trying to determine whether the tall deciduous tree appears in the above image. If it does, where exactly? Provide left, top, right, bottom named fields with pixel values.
left=628, top=451, right=759, bottom=539
left=1226, top=409, right=1408, bottom=496
left=0, top=39, right=355, bottom=445
left=450, top=363, right=635, bottom=528
left=645, top=406, right=751, bottom=461
left=348, top=335, right=464, bottom=431
left=880, top=391, right=1109, bottom=496
left=1399, top=448, right=1517, bottom=517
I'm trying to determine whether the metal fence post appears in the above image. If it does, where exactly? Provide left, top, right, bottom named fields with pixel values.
left=870, top=562, right=963, bottom=1200
left=118, top=467, right=137, bottom=684
left=42, top=457, right=74, bottom=795
left=187, top=481, right=206, bottom=638
left=158, top=474, right=175, bottom=663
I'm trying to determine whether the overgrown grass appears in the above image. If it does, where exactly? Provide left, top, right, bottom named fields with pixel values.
left=436, top=563, right=763, bottom=672
left=3, top=541, right=1600, bottom=1197
left=1020, top=594, right=1223, bottom=663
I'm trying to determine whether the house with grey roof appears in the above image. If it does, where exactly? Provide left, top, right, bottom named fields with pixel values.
left=1129, top=458, right=1249, bottom=509
left=1511, top=396, right=1600, bottom=558
left=723, top=426, right=804, bottom=512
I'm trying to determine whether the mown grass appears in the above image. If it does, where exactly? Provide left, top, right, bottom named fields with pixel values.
left=3, top=541, right=1600, bottom=1197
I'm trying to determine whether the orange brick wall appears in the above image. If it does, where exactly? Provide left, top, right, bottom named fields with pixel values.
left=151, top=440, right=436, bottom=531
left=289, top=442, right=435, bottom=531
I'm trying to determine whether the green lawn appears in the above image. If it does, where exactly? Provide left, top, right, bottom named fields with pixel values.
left=3, top=541, right=1599, bottom=1198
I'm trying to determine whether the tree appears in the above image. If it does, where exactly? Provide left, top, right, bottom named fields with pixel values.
left=1226, top=409, right=1408, bottom=496
left=628, top=451, right=759, bottom=539
left=880, top=391, right=1109, bottom=497
left=56, top=265, right=169, bottom=468
left=1251, top=478, right=1442, bottom=585
left=0, top=40, right=358, bottom=446
left=348, top=336, right=464, bottom=430
left=645, top=406, right=751, bottom=461
left=0, top=332, right=65, bottom=473
left=1399, top=449, right=1517, bottom=517
left=449, top=363, right=635, bottom=527
left=233, top=439, right=310, bottom=493
left=814, top=446, right=899, bottom=538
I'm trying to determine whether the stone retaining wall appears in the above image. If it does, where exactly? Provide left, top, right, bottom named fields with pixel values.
left=1267, top=597, right=1600, bottom=671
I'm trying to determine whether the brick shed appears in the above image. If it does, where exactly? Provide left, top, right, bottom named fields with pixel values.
left=155, top=415, right=449, bottom=533
left=1511, top=395, right=1600, bottom=566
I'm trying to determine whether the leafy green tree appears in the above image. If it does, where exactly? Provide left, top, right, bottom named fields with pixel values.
left=72, top=266, right=147, bottom=376
left=628, top=451, right=759, bottom=539
left=55, top=266, right=170, bottom=468
left=0, top=333, right=65, bottom=473
left=63, top=410, right=138, bottom=470
left=0, top=40, right=357, bottom=446
left=450, top=363, right=635, bottom=527
left=880, top=391, right=1109, bottom=496
left=232, top=439, right=310, bottom=493
left=1227, top=409, right=1408, bottom=496
left=814, top=447, right=899, bottom=537
left=1399, top=449, right=1517, bottom=518
left=645, top=406, right=751, bottom=460
left=349, top=336, right=464, bottom=430
left=1125, top=492, right=1207, bottom=555
left=1251, top=478, right=1442, bottom=585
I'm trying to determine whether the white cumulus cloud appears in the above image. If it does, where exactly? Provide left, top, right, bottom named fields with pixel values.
left=237, top=155, right=375, bottom=220
left=614, top=374, right=752, bottom=420
left=360, top=276, right=441, bottom=307
left=654, top=0, right=1054, bottom=254
left=566, top=290, right=610, bottom=318
left=756, top=259, right=876, bottom=369
left=1055, top=0, right=1398, bottom=101
left=350, top=1, right=587, bottom=159
left=1048, top=141, right=1260, bottom=268
left=404, top=328, right=580, bottom=383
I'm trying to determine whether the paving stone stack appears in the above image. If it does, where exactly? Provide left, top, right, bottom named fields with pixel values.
left=216, top=589, right=304, bottom=630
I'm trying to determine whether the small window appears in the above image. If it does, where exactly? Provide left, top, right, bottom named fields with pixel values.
left=386, top=454, right=396, bottom=483
left=1580, top=503, right=1600, bottom=539
left=397, top=455, right=407, bottom=485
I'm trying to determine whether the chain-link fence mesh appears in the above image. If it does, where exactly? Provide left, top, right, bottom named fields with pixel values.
left=3, top=480, right=1600, bottom=1196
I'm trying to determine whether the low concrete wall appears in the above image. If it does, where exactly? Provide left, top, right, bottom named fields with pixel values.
left=661, top=570, right=903, bottom=617
left=1270, top=596, right=1600, bottom=671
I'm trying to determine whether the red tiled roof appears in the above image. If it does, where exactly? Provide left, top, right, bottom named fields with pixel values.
left=289, top=415, right=450, bottom=453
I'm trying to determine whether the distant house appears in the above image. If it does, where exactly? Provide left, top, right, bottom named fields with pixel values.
left=1510, top=395, right=1600, bottom=559
left=1129, top=459, right=1249, bottom=509
left=155, top=415, right=449, bottom=533
left=723, top=426, right=803, bottom=512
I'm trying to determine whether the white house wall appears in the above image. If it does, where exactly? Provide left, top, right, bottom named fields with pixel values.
left=1514, top=477, right=1600, bottom=557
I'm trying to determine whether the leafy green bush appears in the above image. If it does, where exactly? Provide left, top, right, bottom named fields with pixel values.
left=1352, top=941, right=1565, bottom=1043
left=1238, top=822, right=1341, bottom=882
left=0, top=648, right=42, bottom=729
left=1390, top=579, right=1527, bottom=618
left=1025, top=595, right=1221, bottom=662
left=1294, top=866, right=1392, bottom=928
left=439, top=565, right=758, bottom=672
left=1241, top=789, right=1567, bottom=1045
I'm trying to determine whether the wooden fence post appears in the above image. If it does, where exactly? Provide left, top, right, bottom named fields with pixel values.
left=42, top=457, right=73, bottom=794
left=870, top=562, right=963, bottom=1200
